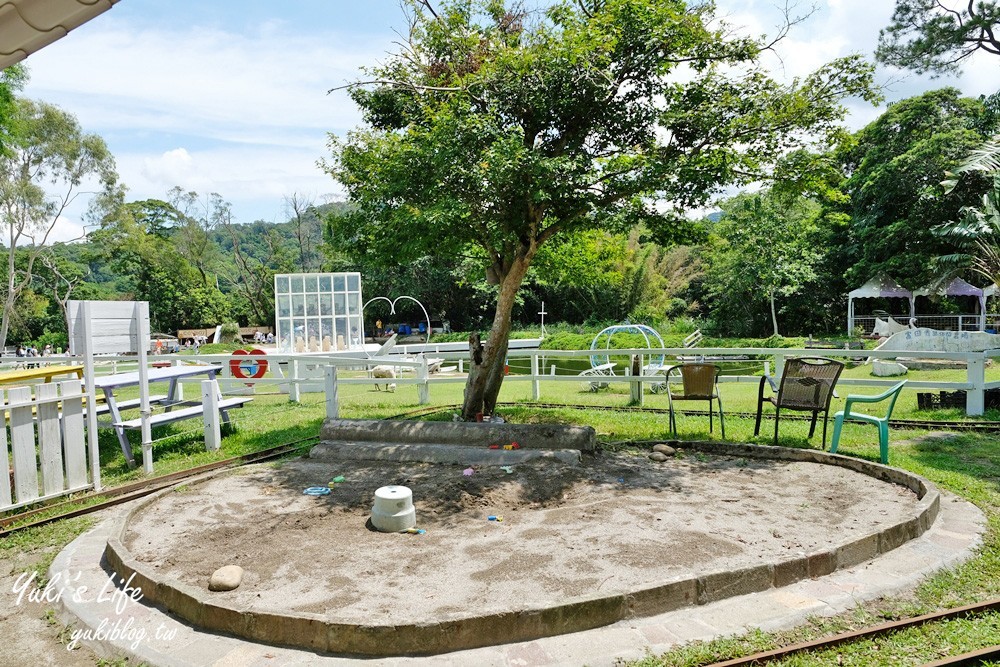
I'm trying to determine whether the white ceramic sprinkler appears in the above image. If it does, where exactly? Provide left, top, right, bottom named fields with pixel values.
left=371, top=485, right=416, bottom=532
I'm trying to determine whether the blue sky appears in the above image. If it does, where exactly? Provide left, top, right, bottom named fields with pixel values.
left=18, top=0, right=1000, bottom=240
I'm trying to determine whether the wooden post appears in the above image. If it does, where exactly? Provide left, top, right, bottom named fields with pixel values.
left=135, top=303, right=153, bottom=474
left=418, top=355, right=430, bottom=405
left=629, top=355, right=643, bottom=405
left=531, top=352, right=540, bottom=401
left=289, top=359, right=300, bottom=402
left=325, top=365, right=339, bottom=419
left=202, top=379, right=221, bottom=451
left=173, top=357, right=184, bottom=401
left=81, top=301, right=102, bottom=490
left=967, top=353, right=985, bottom=416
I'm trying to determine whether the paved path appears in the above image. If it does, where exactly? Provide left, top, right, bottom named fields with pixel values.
left=51, top=492, right=984, bottom=667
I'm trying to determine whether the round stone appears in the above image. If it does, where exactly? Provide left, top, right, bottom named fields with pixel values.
left=208, top=565, right=244, bottom=591
left=652, top=444, right=676, bottom=456
left=649, top=451, right=668, bottom=462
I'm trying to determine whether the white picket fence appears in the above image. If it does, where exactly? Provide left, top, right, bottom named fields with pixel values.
left=2, top=379, right=93, bottom=512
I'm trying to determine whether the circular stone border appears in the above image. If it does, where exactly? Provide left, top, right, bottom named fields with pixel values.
left=103, top=442, right=940, bottom=657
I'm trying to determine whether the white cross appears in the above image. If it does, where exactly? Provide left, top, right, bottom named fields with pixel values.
left=538, top=301, right=548, bottom=338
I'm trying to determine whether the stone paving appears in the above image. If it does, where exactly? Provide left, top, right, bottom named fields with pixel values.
left=50, top=492, right=984, bottom=667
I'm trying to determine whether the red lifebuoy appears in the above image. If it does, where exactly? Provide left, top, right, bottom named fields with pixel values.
left=230, top=349, right=268, bottom=383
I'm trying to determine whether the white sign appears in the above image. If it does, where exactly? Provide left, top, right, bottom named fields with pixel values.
left=874, top=327, right=1000, bottom=354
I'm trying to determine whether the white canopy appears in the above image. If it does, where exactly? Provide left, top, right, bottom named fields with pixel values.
left=0, top=0, right=121, bottom=70
left=847, top=274, right=915, bottom=334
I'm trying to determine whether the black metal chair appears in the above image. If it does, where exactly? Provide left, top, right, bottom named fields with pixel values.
left=754, top=357, right=844, bottom=447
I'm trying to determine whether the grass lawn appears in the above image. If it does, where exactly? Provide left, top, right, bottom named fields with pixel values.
left=3, top=368, right=999, bottom=665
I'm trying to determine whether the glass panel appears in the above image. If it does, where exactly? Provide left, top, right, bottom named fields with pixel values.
left=293, top=318, right=306, bottom=349
left=307, top=319, right=320, bottom=348
left=347, top=293, right=360, bottom=314
left=277, top=295, right=290, bottom=318
left=278, top=320, right=292, bottom=350
left=307, top=293, right=319, bottom=316
left=334, top=293, right=346, bottom=316
left=292, top=295, right=305, bottom=317
left=291, top=276, right=304, bottom=293
left=334, top=275, right=346, bottom=292
left=352, top=316, right=364, bottom=346
left=305, top=275, right=318, bottom=293
left=320, top=293, right=332, bottom=316
left=319, top=275, right=332, bottom=292
left=275, top=275, right=289, bottom=294
left=321, top=318, right=333, bottom=342
left=336, top=317, right=348, bottom=349
left=347, top=274, right=360, bottom=292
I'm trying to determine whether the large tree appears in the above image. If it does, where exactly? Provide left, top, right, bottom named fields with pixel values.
left=325, top=0, right=878, bottom=420
left=0, top=98, right=117, bottom=349
left=877, top=0, right=1000, bottom=75
left=704, top=192, right=821, bottom=338
left=837, top=87, right=998, bottom=290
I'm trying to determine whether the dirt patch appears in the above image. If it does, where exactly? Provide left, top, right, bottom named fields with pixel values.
left=122, top=449, right=921, bottom=625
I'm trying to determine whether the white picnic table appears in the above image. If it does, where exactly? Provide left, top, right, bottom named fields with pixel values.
left=93, top=364, right=250, bottom=467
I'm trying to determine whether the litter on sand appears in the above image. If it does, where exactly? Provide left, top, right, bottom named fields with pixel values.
left=400, top=527, right=426, bottom=535
left=488, top=515, right=503, bottom=522
left=331, top=475, right=346, bottom=483
left=303, top=486, right=331, bottom=496
left=500, top=466, right=514, bottom=474
left=463, top=467, right=475, bottom=476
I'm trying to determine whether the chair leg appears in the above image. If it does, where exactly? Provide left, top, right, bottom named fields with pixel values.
left=708, top=400, right=714, bottom=434
left=754, top=382, right=765, bottom=436
left=808, top=411, right=818, bottom=438
left=821, top=411, right=828, bottom=449
left=830, top=415, right=845, bottom=454
left=718, top=396, right=725, bottom=439
left=773, top=407, right=780, bottom=445
left=878, top=422, right=890, bottom=464
left=667, top=395, right=677, bottom=437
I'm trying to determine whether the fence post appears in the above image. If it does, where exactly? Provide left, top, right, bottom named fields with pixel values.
left=202, top=380, right=222, bottom=451
left=289, top=359, right=300, bottom=403
left=966, top=353, right=985, bottom=416
left=458, top=358, right=464, bottom=374
left=531, top=352, right=540, bottom=401
left=418, top=356, right=430, bottom=405
left=325, top=365, right=339, bottom=420
left=775, top=353, right=786, bottom=379
left=629, top=355, right=643, bottom=405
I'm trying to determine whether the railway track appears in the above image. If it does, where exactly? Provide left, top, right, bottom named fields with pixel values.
left=705, top=599, right=1000, bottom=666
left=0, top=436, right=319, bottom=538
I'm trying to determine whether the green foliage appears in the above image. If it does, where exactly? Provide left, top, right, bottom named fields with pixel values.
left=219, top=322, right=241, bottom=343
left=0, top=96, right=118, bottom=349
left=877, top=0, right=1000, bottom=76
left=702, top=191, right=822, bottom=337
left=837, top=88, right=999, bottom=290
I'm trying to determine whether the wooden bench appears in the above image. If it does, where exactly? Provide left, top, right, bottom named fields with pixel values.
left=112, top=397, right=252, bottom=430
left=90, top=394, right=168, bottom=417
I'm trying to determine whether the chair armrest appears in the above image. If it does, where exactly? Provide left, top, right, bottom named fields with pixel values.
left=844, top=381, right=906, bottom=404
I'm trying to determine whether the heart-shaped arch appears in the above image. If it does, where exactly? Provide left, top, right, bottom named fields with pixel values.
left=362, top=295, right=432, bottom=346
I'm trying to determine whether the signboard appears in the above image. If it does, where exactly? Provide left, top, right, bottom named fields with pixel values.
left=68, top=300, right=150, bottom=355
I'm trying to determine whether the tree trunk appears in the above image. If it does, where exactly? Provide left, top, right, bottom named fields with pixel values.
left=461, top=254, right=532, bottom=421
left=769, top=288, right=779, bottom=337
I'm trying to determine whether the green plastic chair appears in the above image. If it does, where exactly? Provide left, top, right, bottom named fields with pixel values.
left=829, top=381, right=907, bottom=464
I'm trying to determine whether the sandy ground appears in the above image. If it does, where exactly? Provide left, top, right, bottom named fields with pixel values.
left=0, top=513, right=113, bottom=667
left=122, top=450, right=921, bottom=625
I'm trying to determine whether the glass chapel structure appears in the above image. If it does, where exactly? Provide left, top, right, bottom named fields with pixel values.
left=274, top=272, right=364, bottom=353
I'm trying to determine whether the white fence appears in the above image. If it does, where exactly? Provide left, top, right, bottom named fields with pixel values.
left=1, top=380, right=93, bottom=512
left=1, top=343, right=996, bottom=508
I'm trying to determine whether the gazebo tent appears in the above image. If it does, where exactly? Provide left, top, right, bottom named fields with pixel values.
left=0, top=0, right=121, bottom=70
left=847, top=274, right=915, bottom=334
left=915, top=277, right=987, bottom=330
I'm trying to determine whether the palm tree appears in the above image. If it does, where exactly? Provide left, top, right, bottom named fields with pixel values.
left=935, top=136, right=1000, bottom=285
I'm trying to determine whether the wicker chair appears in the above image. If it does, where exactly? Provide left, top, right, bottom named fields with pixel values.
left=664, top=363, right=725, bottom=438
left=754, top=357, right=844, bottom=447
